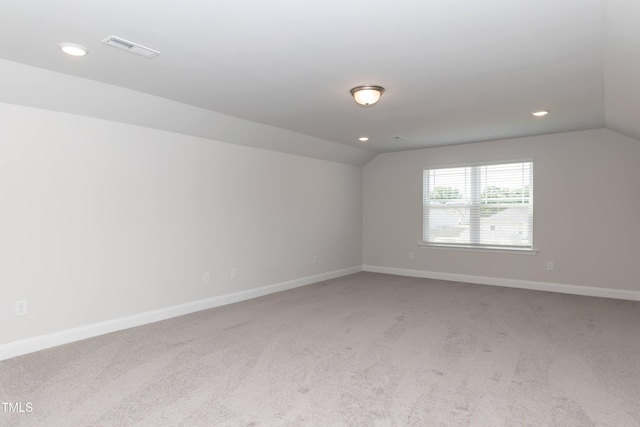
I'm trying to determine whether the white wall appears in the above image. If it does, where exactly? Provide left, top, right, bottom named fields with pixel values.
left=0, top=102, right=363, bottom=346
left=363, top=129, right=640, bottom=293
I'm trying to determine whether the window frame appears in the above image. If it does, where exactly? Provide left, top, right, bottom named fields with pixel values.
left=420, top=159, right=536, bottom=254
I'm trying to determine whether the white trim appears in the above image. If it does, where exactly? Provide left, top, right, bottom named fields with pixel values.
left=422, top=157, right=534, bottom=171
left=0, top=266, right=362, bottom=362
left=418, top=243, right=538, bottom=255
left=362, top=265, right=640, bottom=302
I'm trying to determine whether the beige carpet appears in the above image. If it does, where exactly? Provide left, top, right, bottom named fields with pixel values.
left=1, top=272, right=639, bottom=426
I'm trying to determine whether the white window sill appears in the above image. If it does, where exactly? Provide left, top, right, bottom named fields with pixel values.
left=418, top=243, right=538, bottom=255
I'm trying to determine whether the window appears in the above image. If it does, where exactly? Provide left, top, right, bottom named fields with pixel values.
left=422, top=161, right=533, bottom=251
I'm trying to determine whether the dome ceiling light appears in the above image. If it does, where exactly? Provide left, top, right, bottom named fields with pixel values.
left=350, top=85, right=385, bottom=107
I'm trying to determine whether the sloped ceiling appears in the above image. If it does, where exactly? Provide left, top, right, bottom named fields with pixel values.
left=0, top=0, right=637, bottom=164
left=604, top=0, right=640, bottom=142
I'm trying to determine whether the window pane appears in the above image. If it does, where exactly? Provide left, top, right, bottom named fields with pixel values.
left=427, top=205, right=470, bottom=244
left=479, top=205, right=531, bottom=246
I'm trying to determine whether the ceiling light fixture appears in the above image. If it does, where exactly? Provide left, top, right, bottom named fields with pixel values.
left=358, top=137, right=369, bottom=142
left=532, top=110, right=549, bottom=117
left=350, top=85, right=385, bottom=107
left=58, top=43, right=89, bottom=57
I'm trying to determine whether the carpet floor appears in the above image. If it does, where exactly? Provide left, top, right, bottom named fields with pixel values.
left=1, top=272, right=639, bottom=426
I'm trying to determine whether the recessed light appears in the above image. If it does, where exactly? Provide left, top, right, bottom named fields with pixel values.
left=358, top=137, right=369, bottom=142
left=532, top=110, right=549, bottom=117
left=59, top=43, right=89, bottom=57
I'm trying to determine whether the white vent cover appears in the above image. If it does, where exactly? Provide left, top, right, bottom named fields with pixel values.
left=102, top=36, right=160, bottom=59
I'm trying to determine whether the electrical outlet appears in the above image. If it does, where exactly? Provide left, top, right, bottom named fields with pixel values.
left=15, top=301, right=27, bottom=317
left=313, top=256, right=318, bottom=264
left=231, top=268, right=237, bottom=279
left=203, top=272, right=210, bottom=283
left=409, top=252, right=415, bottom=260
left=546, top=261, right=554, bottom=271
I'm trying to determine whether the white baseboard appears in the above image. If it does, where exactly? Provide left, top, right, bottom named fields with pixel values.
left=0, top=266, right=362, bottom=362
left=363, top=265, right=640, bottom=302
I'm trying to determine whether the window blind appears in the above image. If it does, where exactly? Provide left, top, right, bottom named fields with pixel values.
left=423, top=161, right=533, bottom=250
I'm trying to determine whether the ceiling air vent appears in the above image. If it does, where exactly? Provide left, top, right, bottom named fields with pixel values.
left=102, top=35, right=161, bottom=59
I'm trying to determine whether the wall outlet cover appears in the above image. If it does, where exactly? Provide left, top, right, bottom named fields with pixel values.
left=15, top=301, right=27, bottom=316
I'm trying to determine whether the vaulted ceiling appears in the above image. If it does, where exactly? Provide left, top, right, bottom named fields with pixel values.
left=0, top=0, right=638, bottom=159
